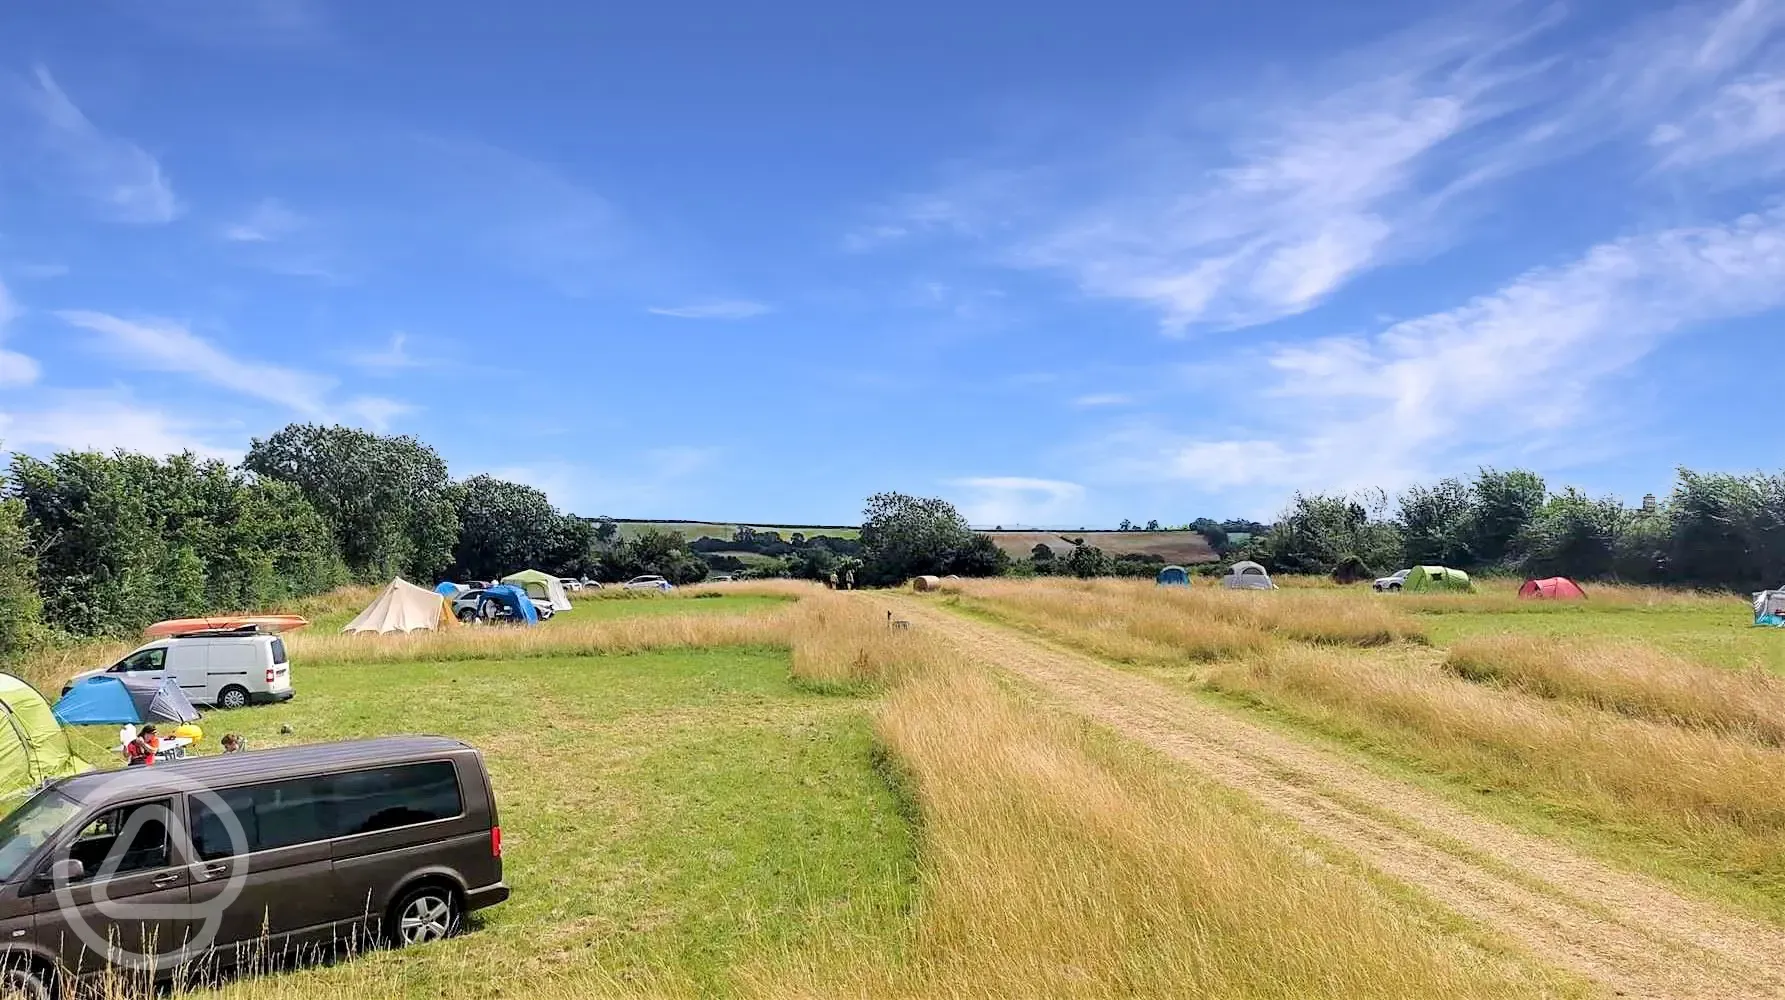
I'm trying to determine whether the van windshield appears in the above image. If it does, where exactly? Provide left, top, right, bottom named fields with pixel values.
left=0, top=789, right=81, bottom=880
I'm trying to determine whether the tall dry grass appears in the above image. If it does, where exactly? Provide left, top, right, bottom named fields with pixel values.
left=1207, top=647, right=1785, bottom=879
left=755, top=645, right=1566, bottom=999
left=786, top=591, right=950, bottom=692
left=289, top=611, right=797, bottom=666
left=1392, top=582, right=1741, bottom=615
left=1444, top=635, right=1785, bottom=745
left=949, top=577, right=1425, bottom=657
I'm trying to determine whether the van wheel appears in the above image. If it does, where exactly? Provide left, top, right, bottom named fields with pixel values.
left=217, top=685, right=250, bottom=710
left=456, top=608, right=476, bottom=622
left=389, top=885, right=462, bottom=947
left=0, top=958, right=53, bottom=1000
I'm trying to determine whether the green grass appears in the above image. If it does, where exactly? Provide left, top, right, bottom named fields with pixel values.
left=180, top=648, right=915, bottom=997
left=1418, top=602, right=1785, bottom=673
left=557, top=594, right=795, bottom=621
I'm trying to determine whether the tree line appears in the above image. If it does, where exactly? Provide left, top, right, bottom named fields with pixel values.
left=0, top=423, right=719, bottom=655
left=1243, top=467, right=1785, bottom=590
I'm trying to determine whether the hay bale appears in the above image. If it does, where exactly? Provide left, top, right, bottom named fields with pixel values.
left=913, top=575, right=942, bottom=592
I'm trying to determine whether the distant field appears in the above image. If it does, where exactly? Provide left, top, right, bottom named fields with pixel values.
left=609, top=520, right=861, bottom=542
left=985, top=529, right=1218, bottom=564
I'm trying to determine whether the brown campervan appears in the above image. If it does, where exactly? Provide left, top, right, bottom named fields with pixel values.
left=0, top=736, right=508, bottom=997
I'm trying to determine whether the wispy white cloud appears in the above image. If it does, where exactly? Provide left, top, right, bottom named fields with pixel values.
left=0, top=279, right=39, bottom=388
left=949, top=476, right=1086, bottom=527
left=857, top=1, right=1785, bottom=334
left=1650, top=74, right=1785, bottom=173
left=223, top=198, right=306, bottom=242
left=0, top=394, right=238, bottom=460
left=19, top=66, right=179, bottom=224
left=1071, top=393, right=1132, bottom=408
left=646, top=300, right=771, bottom=320
left=1092, top=203, right=1785, bottom=497
left=57, top=311, right=411, bottom=430
left=13, top=263, right=68, bottom=280
left=348, top=331, right=427, bottom=371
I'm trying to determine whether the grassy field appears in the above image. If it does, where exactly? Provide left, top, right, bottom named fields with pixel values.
left=16, top=580, right=1605, bottom=998
left=941, top=576, right=1785, bottom=924
left=611, top=521, right=860, bottom=543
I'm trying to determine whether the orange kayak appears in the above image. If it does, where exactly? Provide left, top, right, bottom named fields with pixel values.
left=143, top=615, right=311, bottom=638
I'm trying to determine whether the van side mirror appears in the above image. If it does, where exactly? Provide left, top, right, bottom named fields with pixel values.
left=42, top=858, right=84, bottom=885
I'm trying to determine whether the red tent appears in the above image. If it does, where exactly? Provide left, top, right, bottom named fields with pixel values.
left=1518, top=577, right=1586, bottom=600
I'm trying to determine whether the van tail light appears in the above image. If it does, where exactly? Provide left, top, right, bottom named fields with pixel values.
left=491, top=826, right=503, bottom=858
left=265, top=668, right=276, bottom=684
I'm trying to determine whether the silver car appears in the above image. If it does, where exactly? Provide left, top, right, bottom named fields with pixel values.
left=1373, top=569, right=1411, bottom=592
left=622, top=575, right=674, bottom=592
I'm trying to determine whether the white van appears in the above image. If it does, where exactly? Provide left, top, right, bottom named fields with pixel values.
left=65, top=633, right=294, bottom=709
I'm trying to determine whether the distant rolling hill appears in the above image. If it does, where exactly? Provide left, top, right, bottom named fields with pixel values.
left=984, top=530, right=1218, bottom=564
left=603, top=519, right=860, bottom=541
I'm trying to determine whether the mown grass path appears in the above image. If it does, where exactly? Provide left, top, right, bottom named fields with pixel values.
left=892, top=593, right=1785, bottom=1000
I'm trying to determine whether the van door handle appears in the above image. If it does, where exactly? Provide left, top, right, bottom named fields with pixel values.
left=151, top=873, right=183, bottom=887
left=201, top=863, right=230, bottom=878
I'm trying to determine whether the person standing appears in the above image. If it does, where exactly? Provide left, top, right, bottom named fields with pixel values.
left=828, top=572, right=838, bottom=590
left=844, top=569, right=855, bottom=591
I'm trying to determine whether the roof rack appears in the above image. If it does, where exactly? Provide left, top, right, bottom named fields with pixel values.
left=166, top=625, right=269, bottom=640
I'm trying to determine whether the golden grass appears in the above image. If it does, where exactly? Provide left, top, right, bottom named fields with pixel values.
left=1208, top=646, right=1785, bottom=872
left=289, top=610, right=797, bottom=666
left=1391, top=581, right=1741, bottom=614
left=1444, top=634, right=1785, bottom=745
left=786, top=591, right=948, bottom=692
left=948, top=577, right=1425, bottom=656
left=755, top=637, right=1567, bottom=999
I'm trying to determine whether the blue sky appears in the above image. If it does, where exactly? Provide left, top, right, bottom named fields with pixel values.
left=1, top=0, right=1783, bottom=527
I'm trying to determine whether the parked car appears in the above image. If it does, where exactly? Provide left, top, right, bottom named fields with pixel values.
left=65, top=632, right=293, bottom=710
left=558, top=578, right=582, bottom=592
left=622, top=575, right=674, bottom=592
left=452, top=589, right=552, bottom=622
left=1373, top=569, right=1412, bottom=592
left=0, top=736, right=508, bottom=997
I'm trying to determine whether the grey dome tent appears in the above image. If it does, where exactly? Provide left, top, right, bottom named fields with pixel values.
left=1222, top=561, right=1277, bottom=590
left=1156, top=565, right=1190, bottom=587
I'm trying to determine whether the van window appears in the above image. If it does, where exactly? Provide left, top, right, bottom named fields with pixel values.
left=270, top=637, right=287, bottom=665
left=0, top=790, right=81, bottom=879
left=191, top=777, right=333, bottom=860
left=112, top=648, right=165, bottom=673
left=190, top=762, right=464, bottom=859
left=67, top=801, right=173, bottom=880
left=335, top=762, right=463, bottom=835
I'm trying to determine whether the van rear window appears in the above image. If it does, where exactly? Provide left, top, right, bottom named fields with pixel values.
left=270, top=638, right=287, bottom=664
left=191, top=761, right=464, bottom=859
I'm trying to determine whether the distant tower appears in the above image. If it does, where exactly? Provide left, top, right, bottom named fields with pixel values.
left=1641, top=494, right=1658, bottom=514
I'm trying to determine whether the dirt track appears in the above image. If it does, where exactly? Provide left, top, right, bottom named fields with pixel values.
left=888, top=594, right=1785, bottom=1000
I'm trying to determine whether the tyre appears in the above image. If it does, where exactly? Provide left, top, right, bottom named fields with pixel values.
left=456, top=607, right=476, bottom=622
left=0, top=958, right=53, bottom=1000
left=1388, top=583, right=1402, bottom=592
left=387, top=884, right=462, bottom=947
left=217, top=685, right=250, bottom=710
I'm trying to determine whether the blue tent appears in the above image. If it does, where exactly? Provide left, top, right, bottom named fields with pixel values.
left=435, top=581, right=465, bottom=597
left=478, top=584, right=540, bottom=625
left=55, top=675, right=201, bottom=726
left=1156, top=565, right=1190, bottom=587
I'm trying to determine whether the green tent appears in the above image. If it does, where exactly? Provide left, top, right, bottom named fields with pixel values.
left=1401, top=566, right=1473, bottom=593
left=0, top=673, right=89, bottom=797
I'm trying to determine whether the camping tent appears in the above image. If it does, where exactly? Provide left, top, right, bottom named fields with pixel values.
left=1753, top=590, right=1785, bottom=625
left=54, top=675, right=201, bottom=726
left=1402, top=566, right=1473, bottom=593
left=343, top=578, right=456, bottom=634
left=478, top=584, right=540, bottom=625
left=502, top=570, right=573, bottom=612
left=1156, top=565, right=1189, bottom=586
left=0, top=673, right=89, bottom=792
left=1519, top=577, right=1586, bottom=600
left=435, top=581, right=469, bottom=598
left=1222, top=561, right=1277, bottom=590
